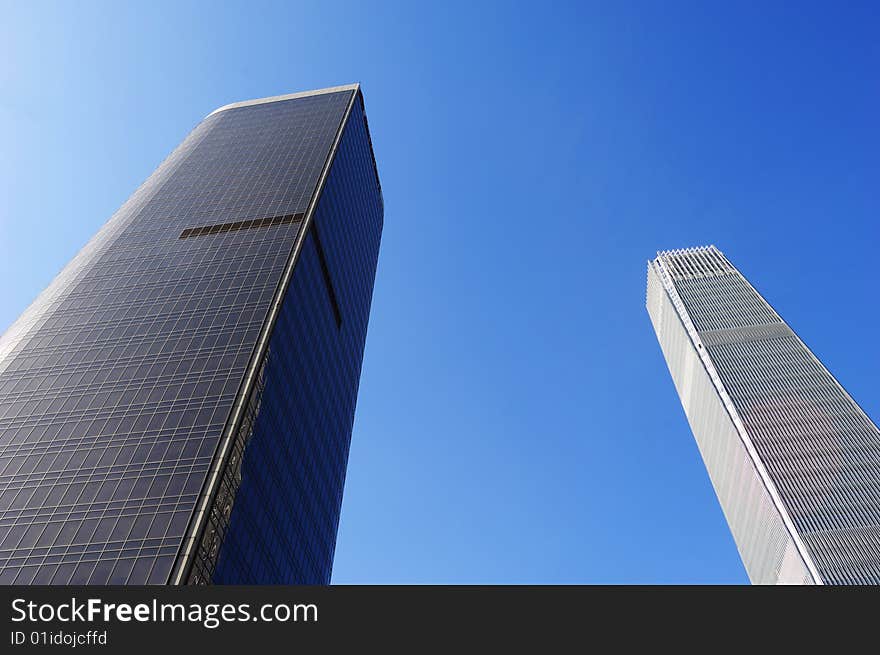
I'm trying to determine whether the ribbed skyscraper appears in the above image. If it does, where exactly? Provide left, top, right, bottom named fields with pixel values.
left=0, top=84, right=383, bottom=584
left=647, top=246, right=880, bottom=585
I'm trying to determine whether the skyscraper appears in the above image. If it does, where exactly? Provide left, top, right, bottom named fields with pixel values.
left=647, top=246, right=880, bottom=585
left=0, top=84, right=383, bottom=585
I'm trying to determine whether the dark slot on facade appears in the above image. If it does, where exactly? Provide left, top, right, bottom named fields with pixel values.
left=363, top=115, right=382, bottom=199
left=310, top=222, right=343, bottom=328
left=179, top=212, right=305, bottom=239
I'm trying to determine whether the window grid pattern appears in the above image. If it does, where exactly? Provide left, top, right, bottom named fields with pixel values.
left=646, top=263, right=814, bottom=583
left=191, top=96, right=383, bottom=584
left=0, top=90, right=354, bottom=584
left=656, top=245, right=880, bottom=585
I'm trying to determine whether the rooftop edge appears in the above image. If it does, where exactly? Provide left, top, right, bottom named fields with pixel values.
left=206, top=84, right=360, bottom=118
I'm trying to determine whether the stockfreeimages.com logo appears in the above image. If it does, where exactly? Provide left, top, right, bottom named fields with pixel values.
left=11, top=597, right=318, bottom=630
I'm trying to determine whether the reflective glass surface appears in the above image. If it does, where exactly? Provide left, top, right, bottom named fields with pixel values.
left=191, top=97, right=383, bottom=584
left=0, top=89, right=358, bottom=584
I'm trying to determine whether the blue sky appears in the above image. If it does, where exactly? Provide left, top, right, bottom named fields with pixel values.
left=1, top=1, right=877, bottom=583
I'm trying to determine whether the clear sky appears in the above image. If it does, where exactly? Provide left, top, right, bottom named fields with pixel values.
left=1, top=1, right=877, bottom=583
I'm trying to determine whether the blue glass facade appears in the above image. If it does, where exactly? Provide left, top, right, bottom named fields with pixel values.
left=186, top=97, right=383, bottom=584
left=0, top=85, right=382, bottom=584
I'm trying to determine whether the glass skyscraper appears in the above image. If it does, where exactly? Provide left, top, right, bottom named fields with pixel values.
left=0, top=84, right=383, bottom=585
left=647, top=246, right=880, bottom=584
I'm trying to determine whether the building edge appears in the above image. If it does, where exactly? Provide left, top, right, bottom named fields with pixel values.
left=646, top=249, right=823, bottom=584
left=168, top=86, right=364, bottom=585
left=205, top=84, right=361, bottom=118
